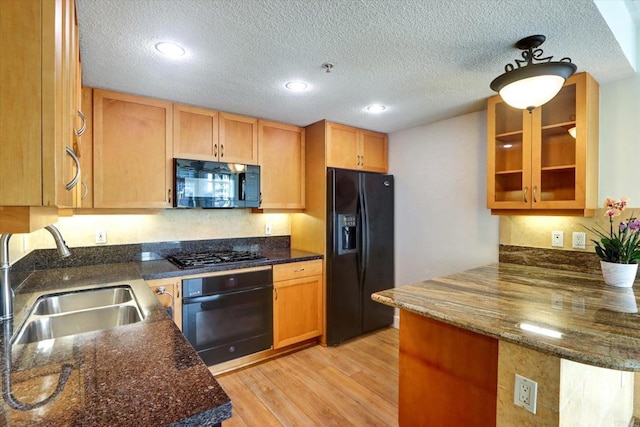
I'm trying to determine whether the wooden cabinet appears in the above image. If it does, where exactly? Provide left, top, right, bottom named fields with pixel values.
left=147, top=278, right=182, bottom=331
left=173, top=104, right=219, bottom=160
left=258, top=120, right=305, bottom=209
left=219, top=112, right=258, bottom=164
left=273, top=260, right=323, bottom=349
left=326, top=122, right=388, bottom=173
left=93, top=89, right=173, bottom=208
left=0, top=0, right=81, bottom=220
left=174, top=108, right=257, bottom=165
left=487, top=72, right=599, bottom=216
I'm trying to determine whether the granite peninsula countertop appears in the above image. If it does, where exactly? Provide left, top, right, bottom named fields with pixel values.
left=372, top=262, right=640, bottom=372
left=0, top=247, right=321, bottom=426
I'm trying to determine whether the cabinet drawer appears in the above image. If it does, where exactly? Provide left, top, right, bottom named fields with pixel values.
left=273, top=259, right=322, bottom=282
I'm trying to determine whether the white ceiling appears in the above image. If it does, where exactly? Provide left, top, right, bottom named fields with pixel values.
left=76, top=0, right=637, bottom=134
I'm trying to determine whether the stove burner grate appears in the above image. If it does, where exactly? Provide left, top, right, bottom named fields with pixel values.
left=167, top=250, right=267, bottom=269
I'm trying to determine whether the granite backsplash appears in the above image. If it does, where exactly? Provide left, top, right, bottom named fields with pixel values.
left=12, top=236, right=290, bottom=273
left=499, top=244, right=604, bottom=275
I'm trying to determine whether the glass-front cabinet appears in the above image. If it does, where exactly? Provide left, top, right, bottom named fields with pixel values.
left=487, top=72, right=599, bottom=216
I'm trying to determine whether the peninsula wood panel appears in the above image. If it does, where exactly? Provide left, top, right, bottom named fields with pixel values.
left=399, top=310, right=498, bottom=426
left=258, top=120, right=305, bottom=209
left=173, top=104, right=219, bottom=160
left=219, top=112, right=258, bottom=164
left=93, top=89, right=172, bottom=208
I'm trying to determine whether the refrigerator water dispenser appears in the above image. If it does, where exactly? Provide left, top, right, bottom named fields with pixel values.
left=338, top=214, right=357, bottom=255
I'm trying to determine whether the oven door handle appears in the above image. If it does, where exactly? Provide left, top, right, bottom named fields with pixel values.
left=183, top=285, right=272, bottom=305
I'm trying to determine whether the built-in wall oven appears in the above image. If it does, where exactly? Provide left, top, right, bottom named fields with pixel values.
left=182, top=267, right=273, bottom=366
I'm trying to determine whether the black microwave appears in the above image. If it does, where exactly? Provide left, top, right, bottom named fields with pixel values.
left=174, top=159, right=260, bottom=208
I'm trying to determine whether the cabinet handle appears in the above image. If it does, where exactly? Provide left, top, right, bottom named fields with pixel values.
left=221, top=144, right=225, bottom=158
left=168, top=189, right=172, bottom=204
left=523, top=186, right=528, bottom=203
left=81, top=181, right=89, bottom=200
left=155, top=286, right=175, bottom=319
left=74, top=110, right=86, bottom=136
left=274, top=287, right=278, bottom=300
left=360, top=155, right=364, bottom=166
left=294, top=268, right=305, bottom=272
left=214, top=144, right=218, bottom=157
left=65, top=146, right=81, bottom=191
left=533, top=186, right=538, bottom=203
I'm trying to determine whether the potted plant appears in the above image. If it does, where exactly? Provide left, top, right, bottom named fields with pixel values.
left=589, top=197, right=640, bottom=287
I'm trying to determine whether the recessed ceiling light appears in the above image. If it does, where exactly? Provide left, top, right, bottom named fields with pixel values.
left=366, top=104, right=387, bottom=113
left=285, top=81, right=308, bottom=92
left=155, top=42, right=186, bottom=58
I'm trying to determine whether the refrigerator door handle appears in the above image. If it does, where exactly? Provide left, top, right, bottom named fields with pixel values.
left=358, top=177, right=368, bottom=289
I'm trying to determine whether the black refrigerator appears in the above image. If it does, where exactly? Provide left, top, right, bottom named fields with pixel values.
left=326, top=168, right=394, bottom=346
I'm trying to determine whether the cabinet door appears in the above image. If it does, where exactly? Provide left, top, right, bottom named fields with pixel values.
left=273, top=274, right=322, bottom=349
left=258, top=120, right=305, bottom=209
left=219, top=112, right=258, bottom=164
left=147, top=279, right=182, bottom=331
left=359, top=129, right=388, bottom=173
left=77, top=87, right=93, bottom=208
left=532, top=73, right=597, bottom=210
left=486, top=96, right=532, bottom=209
left=173, top=104, right=219, bottom=160
left=326, top=122, right=359, bottom=170
left=93, top=89, right=172, bottom=208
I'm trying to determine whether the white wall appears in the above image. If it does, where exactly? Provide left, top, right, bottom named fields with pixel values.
left=598, top=71, right=640, bottom=200
left=389, top=111, right=499, bottom=287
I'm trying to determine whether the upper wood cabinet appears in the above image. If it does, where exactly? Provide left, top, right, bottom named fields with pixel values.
left=93, top=89, right=173, bottom=208
left=326, top=122, right=388, bottom=173
left=258, top=120, right=305, bottom=209
left=173, top=104, right=219, bottom=160
left=487, top=72, right=599, bottom=216
left=0, top=0, right=81, bottom=213
left=219, top=112, right=258, bottom=164
left=174, top=108, right=257, bottom=165
left=273, top=260, right=323, bottom=349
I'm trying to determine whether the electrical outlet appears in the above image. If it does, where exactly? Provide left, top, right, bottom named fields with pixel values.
left=95, top=229, right=107, bottom=244
left=552, top=231, right=564, bottom=247
left=514, top=374, right=538, bottom=414
left=572, top=231, right=586, bottom=249
left=265, top=223, right=272, bottom=235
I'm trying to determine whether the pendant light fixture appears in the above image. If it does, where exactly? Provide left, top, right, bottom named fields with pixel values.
left=490, top=35, right=576, bottom=112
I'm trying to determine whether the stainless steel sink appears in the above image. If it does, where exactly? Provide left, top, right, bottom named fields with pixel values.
left=33, top=286, right=134, bottom=315
left=14, top=285, right=144, bottom=344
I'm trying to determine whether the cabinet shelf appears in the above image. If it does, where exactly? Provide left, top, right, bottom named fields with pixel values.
left=541, top=121, right=575, bottom=131
left=540, top=165, right=576, bottom=172
left=495, top=169, right=523, bottom=175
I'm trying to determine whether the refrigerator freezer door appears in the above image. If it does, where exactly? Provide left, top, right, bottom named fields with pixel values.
left=327, top=169, right=362, bottom=345
left=361, top=173, right=394, bottom=332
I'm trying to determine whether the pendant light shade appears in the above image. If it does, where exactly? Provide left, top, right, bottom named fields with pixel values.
left=490, top=35, right=576, bottom=112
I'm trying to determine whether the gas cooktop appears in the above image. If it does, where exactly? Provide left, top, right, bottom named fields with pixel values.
left=166, top=250, right=268, bottom=269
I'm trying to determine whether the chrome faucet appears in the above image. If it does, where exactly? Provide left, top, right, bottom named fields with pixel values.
left=0, top=225, right=71, bottom=320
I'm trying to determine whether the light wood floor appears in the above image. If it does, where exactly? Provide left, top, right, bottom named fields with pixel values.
left=216, top=327, right=399, bottom=427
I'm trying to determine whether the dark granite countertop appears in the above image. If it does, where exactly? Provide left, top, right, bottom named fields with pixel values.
left=1, top=263, right=232, bottom=426
left=0, top=245, right=322, bottom=425
left=372, top=262, right=640, bottom=372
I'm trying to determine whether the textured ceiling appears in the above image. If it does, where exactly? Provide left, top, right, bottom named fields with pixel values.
left=76, top=0, right=636, bottom=133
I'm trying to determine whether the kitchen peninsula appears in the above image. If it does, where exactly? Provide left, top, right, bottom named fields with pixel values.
left=373, top=263, right=639, bottom=426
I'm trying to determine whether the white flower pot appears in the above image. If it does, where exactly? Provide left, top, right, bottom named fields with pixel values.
left=600, top=261, right=639, bottom=288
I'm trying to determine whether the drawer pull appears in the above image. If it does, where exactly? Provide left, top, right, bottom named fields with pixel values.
left=293, top=268, right=305, bottom=272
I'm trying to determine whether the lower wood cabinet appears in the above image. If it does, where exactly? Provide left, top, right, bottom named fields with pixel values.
left=146, top=278, right=182, bottom=331
left=273, top=260, right=323, bottom=349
